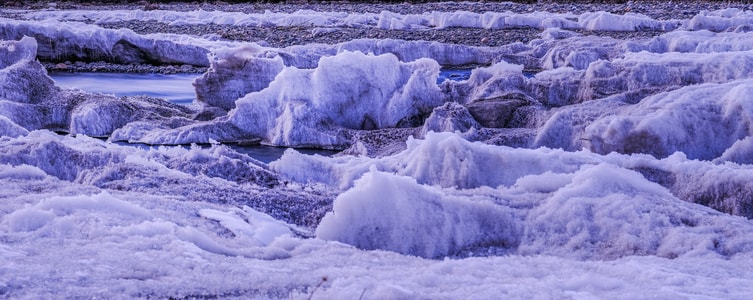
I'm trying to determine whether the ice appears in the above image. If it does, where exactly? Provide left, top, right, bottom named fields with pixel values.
left=192, top=40, right=500, bottom=114
left=648, top=30, right=753, bottom=53
left=578, top=11, right=680, bottom=32
left=498, top=33, right=646, bottom=71
left=0, top=35, right=36, bottom=68
left=308, top=143, right=753, bottom=259
left=0, top=115, right=28, bottom=138
left=0, top=36, right=198, bottom=137
left=194, top=44, right=285, bottom=112
left=718, top=136, right=753, bottom=164
left=0, top=18, right=210, bottom=67
left=275, top=131, right=753, bottom=220
left=12, top=8, right=659, bottom=31
left=0, top=36, right=57, bottom=105
left=685, top=8, right=753, bottom=32
left=316, top=167, right=519, bottom=258
left=6, top=6, right=753, bottom=299
left=585, top=78, right=753, bottom=160
left=229, top=51, right=443, bottom=148
left=199, top=206, right=293, bottom=246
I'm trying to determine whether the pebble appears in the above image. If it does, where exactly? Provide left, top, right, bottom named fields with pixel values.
left=6, top=1, right=749, bottom=74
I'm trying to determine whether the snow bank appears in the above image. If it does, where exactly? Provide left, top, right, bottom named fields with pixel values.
left=520, top=163, right=745, bottom=259
left=276, top=130, right=753, bottom=221
left=579, top=11, right=680, bottom=32
left=0, top=18, right=209, bottom=66
left=4, top=158, right=753, bottom=298
left=18, top=8, right=689, bottom=32
left=581, top=50, right=753, bottom=102
left=0, top=130, right=276, bottom=186
left=229, top=51, right=443, bottom=148
left=685, top=8, right=753, bottom=32
left=585, top=79, right=753, bottom=160
left=273, top=131, right=587, bottom=190
left=648, top=30, right=753, bottom=53
left=317, top=168, right=519, bottom=258
left=311, top=148, right=753, bottom=259
left=499, top=34, right=644, bottom=71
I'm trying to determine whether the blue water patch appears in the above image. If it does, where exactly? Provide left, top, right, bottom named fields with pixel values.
left=437, top=69, right=472, bottom=84
left=50, top=72, right=198, bottom=105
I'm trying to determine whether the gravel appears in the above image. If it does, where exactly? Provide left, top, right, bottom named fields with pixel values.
left=3, top=1, right=750, bottom=73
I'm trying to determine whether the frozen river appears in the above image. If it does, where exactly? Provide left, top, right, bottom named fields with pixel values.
left=50, top=72, right=199, bottom=105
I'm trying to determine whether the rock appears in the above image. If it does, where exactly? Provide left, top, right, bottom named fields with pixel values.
left=465, top=95, right=531, bottom=128
left=420, top=102, right=480, bottom=137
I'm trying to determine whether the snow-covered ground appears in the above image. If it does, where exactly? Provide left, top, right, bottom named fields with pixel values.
left=3, top=3, right=753, bottom=299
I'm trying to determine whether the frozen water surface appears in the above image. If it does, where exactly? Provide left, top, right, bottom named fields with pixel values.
left=3, top=5, right=753, bottom=299
left=50, top=72, right=199, bottom=105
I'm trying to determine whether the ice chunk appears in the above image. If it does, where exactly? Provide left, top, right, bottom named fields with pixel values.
left=316, top=167, right=519, bottom=258
left=585, top=79, right=753, bottom=160
left=521, top=163, right=753, bottom=259
left=69, top=93, right=195, bottom=137
left=0, top=36, right=36, bottom=68
left=0, top=115, right=29, bottom=138
left=685, top=8, right=753, bottom=32
left=0, top=163, right=47, bottom=180
left=0, top=18, right=209, bottom=67
left=579, top=11, right=680, bottom=32
left=273, top=132, right=586, bottom=190
left=229, top=51, right=443, bottom=148
left=194, top=43, right=285, bottom=112
left=199, top=206, right=292, bottom=246
left=0, top=37, right=57, bottom=105
left=647, top=30, right=753, bottom=53
left=717, top=136, right=753, bottom=164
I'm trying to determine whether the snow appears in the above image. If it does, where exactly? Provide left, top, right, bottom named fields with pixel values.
left=578, top=11, right=680, bottom=32
left=0, top=17, right=210, bottom=67
left=228, top=51, right=443, bottom=148
left=585, top=78, right=753, bottom=160
left=11, top=8, right=679, bottom=32
left=685, top=8, right=753, bottom=32
left=4, top=6, right=753, bottom=299
left=317, top=167, right=519, bottom=259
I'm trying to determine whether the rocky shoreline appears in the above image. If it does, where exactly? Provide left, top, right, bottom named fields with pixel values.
left=2, top=1, right=752, bottom=73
